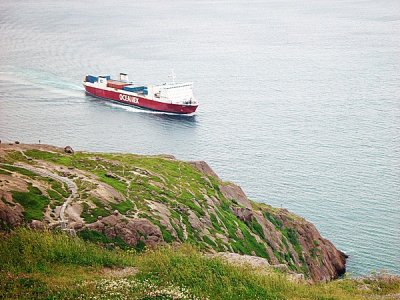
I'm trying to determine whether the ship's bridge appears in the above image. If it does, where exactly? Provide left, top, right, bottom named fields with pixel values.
left=150, top=82, right=196, bottom=105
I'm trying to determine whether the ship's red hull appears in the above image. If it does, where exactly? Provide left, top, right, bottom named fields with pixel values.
left=84, top=85, right=198, bottom=114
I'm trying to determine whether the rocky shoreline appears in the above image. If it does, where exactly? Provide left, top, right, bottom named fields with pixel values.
left=0, top=143, right=346, bottom=282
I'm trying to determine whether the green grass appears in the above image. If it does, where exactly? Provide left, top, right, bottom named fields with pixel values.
left=0, top=164, right=38, bottom=178
left=280, top=227, right=306, bottom=272
left=177, top=191, right=205, bottom=216
left=47, top=189, right=63, bottom=204
left=97, top=173, right=127, bottom=194
left=80, top=198, right=111, bottom=223
left=25, top=149, right=62, bottom=161
left=249, top=218, right=265, bottom=240
left=170, top=217, right=185, bottom=242
left=0, top=228, right=133, bottom=274
left=0, top=168, right=11, bottom=175
left=11, top=184, right=50, bottom=221
left=5, top=147, right=399, bottom=297
left=134, top=245, right=400, bottom=300
left=49, top=179, right=70, bottom=198
left=149, top=218, right=174, bottom=243
left=77, top=229, right=128, bottom=250
left=0, top=229, right=399, bottom=300
left=264, top=210, right=284, bottom=229
left=110, top=199, right=134, bottom=214
left=1, top=148, right=314, bottom=276
left=209, top=213, right=224, bottom=233
left=24, top=149, right=77, bottom=167
left=202, top=235, right=217, bottom=247
left=213, top=207, right=271, bottom=259
left=135, top=245, right=284, bottom=300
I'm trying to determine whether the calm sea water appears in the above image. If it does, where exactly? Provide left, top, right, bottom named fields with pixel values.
left=0, top=0, right=399, bottom=276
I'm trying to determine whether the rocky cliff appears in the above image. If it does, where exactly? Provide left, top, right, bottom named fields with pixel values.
left=0, top=143, right=346, bottom=282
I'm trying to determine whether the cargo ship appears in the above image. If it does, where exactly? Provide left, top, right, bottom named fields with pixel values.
left=83, top=72, right=198, bottom=114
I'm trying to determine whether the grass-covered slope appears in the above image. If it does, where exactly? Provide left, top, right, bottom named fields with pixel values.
left=1, top=228, right=399, bottom=300
left=0, top=144, right=345, bottom=281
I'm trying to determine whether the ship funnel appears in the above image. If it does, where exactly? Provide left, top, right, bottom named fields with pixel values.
left=120, top=73, right=129, bottom=82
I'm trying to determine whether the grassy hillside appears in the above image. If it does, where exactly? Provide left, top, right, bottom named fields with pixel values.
left=1, top=228, right=399, bottom=300
left=0, top=144, right=347, bottom=281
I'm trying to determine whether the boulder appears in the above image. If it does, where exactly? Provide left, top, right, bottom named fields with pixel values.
left=30, top=220, right=46, bottom=230
left=0, top=193, right=24, bottom=228
left=73, top=222, right=84, bottom=230
left=188, top=211, right=203, bottom=231
left=64, top=146, right=74, bottom=154
left=211, top=252, right=270, bottom=269
left=105, top=172, right=117, bottom=179
left=232, top=207, right=254, bottom=223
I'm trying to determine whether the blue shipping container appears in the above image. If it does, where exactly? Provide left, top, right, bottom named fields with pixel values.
left=123, top=85, right=148, bottom=93
left=86, top=75, right=98, bottom=83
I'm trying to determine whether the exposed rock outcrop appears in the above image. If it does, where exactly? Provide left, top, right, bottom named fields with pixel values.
left=0, top=191, right=24, bottom=229
left=193, top=160, right=347, bottom=282
left=232, top=207, right=254, bottom=222
left=286, top=217, right=347, bottom=282
left=189, top=161, right=219, bottom=179
left=220, top=182, right=252, bottom=209
left=86, top=214, right=163, bottom=248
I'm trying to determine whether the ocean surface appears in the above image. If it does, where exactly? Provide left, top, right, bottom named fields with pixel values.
left=0, top=0, right=399, bottom=276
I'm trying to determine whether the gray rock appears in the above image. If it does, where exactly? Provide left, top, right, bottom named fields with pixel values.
left=188, top=161, right=220, bottom=179
left=85, top=215, right=163, bottom=248
left=219, top=183, right=252, bottom=209
left=232, top=207, right=254, bottom=223
left=0, top=192, right=24, bottom=228
left=105, top=172, right=117, bottom=179
left=73, top=222, right=84, bottom=230
left=236, top=228, right=244, bottom=240
left=30, top=220, right=46, bottom=230
left=64, top=146, right=74, bottom=154
left=211, top=252, right=271, bottom=269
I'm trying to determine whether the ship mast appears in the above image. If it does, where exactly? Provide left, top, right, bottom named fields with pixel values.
left=168, top=69, right=176, bottom=84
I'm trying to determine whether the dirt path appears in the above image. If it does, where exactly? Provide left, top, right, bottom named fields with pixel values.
left=15, top=162, right=78, bottom=227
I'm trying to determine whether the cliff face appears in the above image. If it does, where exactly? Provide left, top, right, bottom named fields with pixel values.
left=0, top=144, right=346, bottom=281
